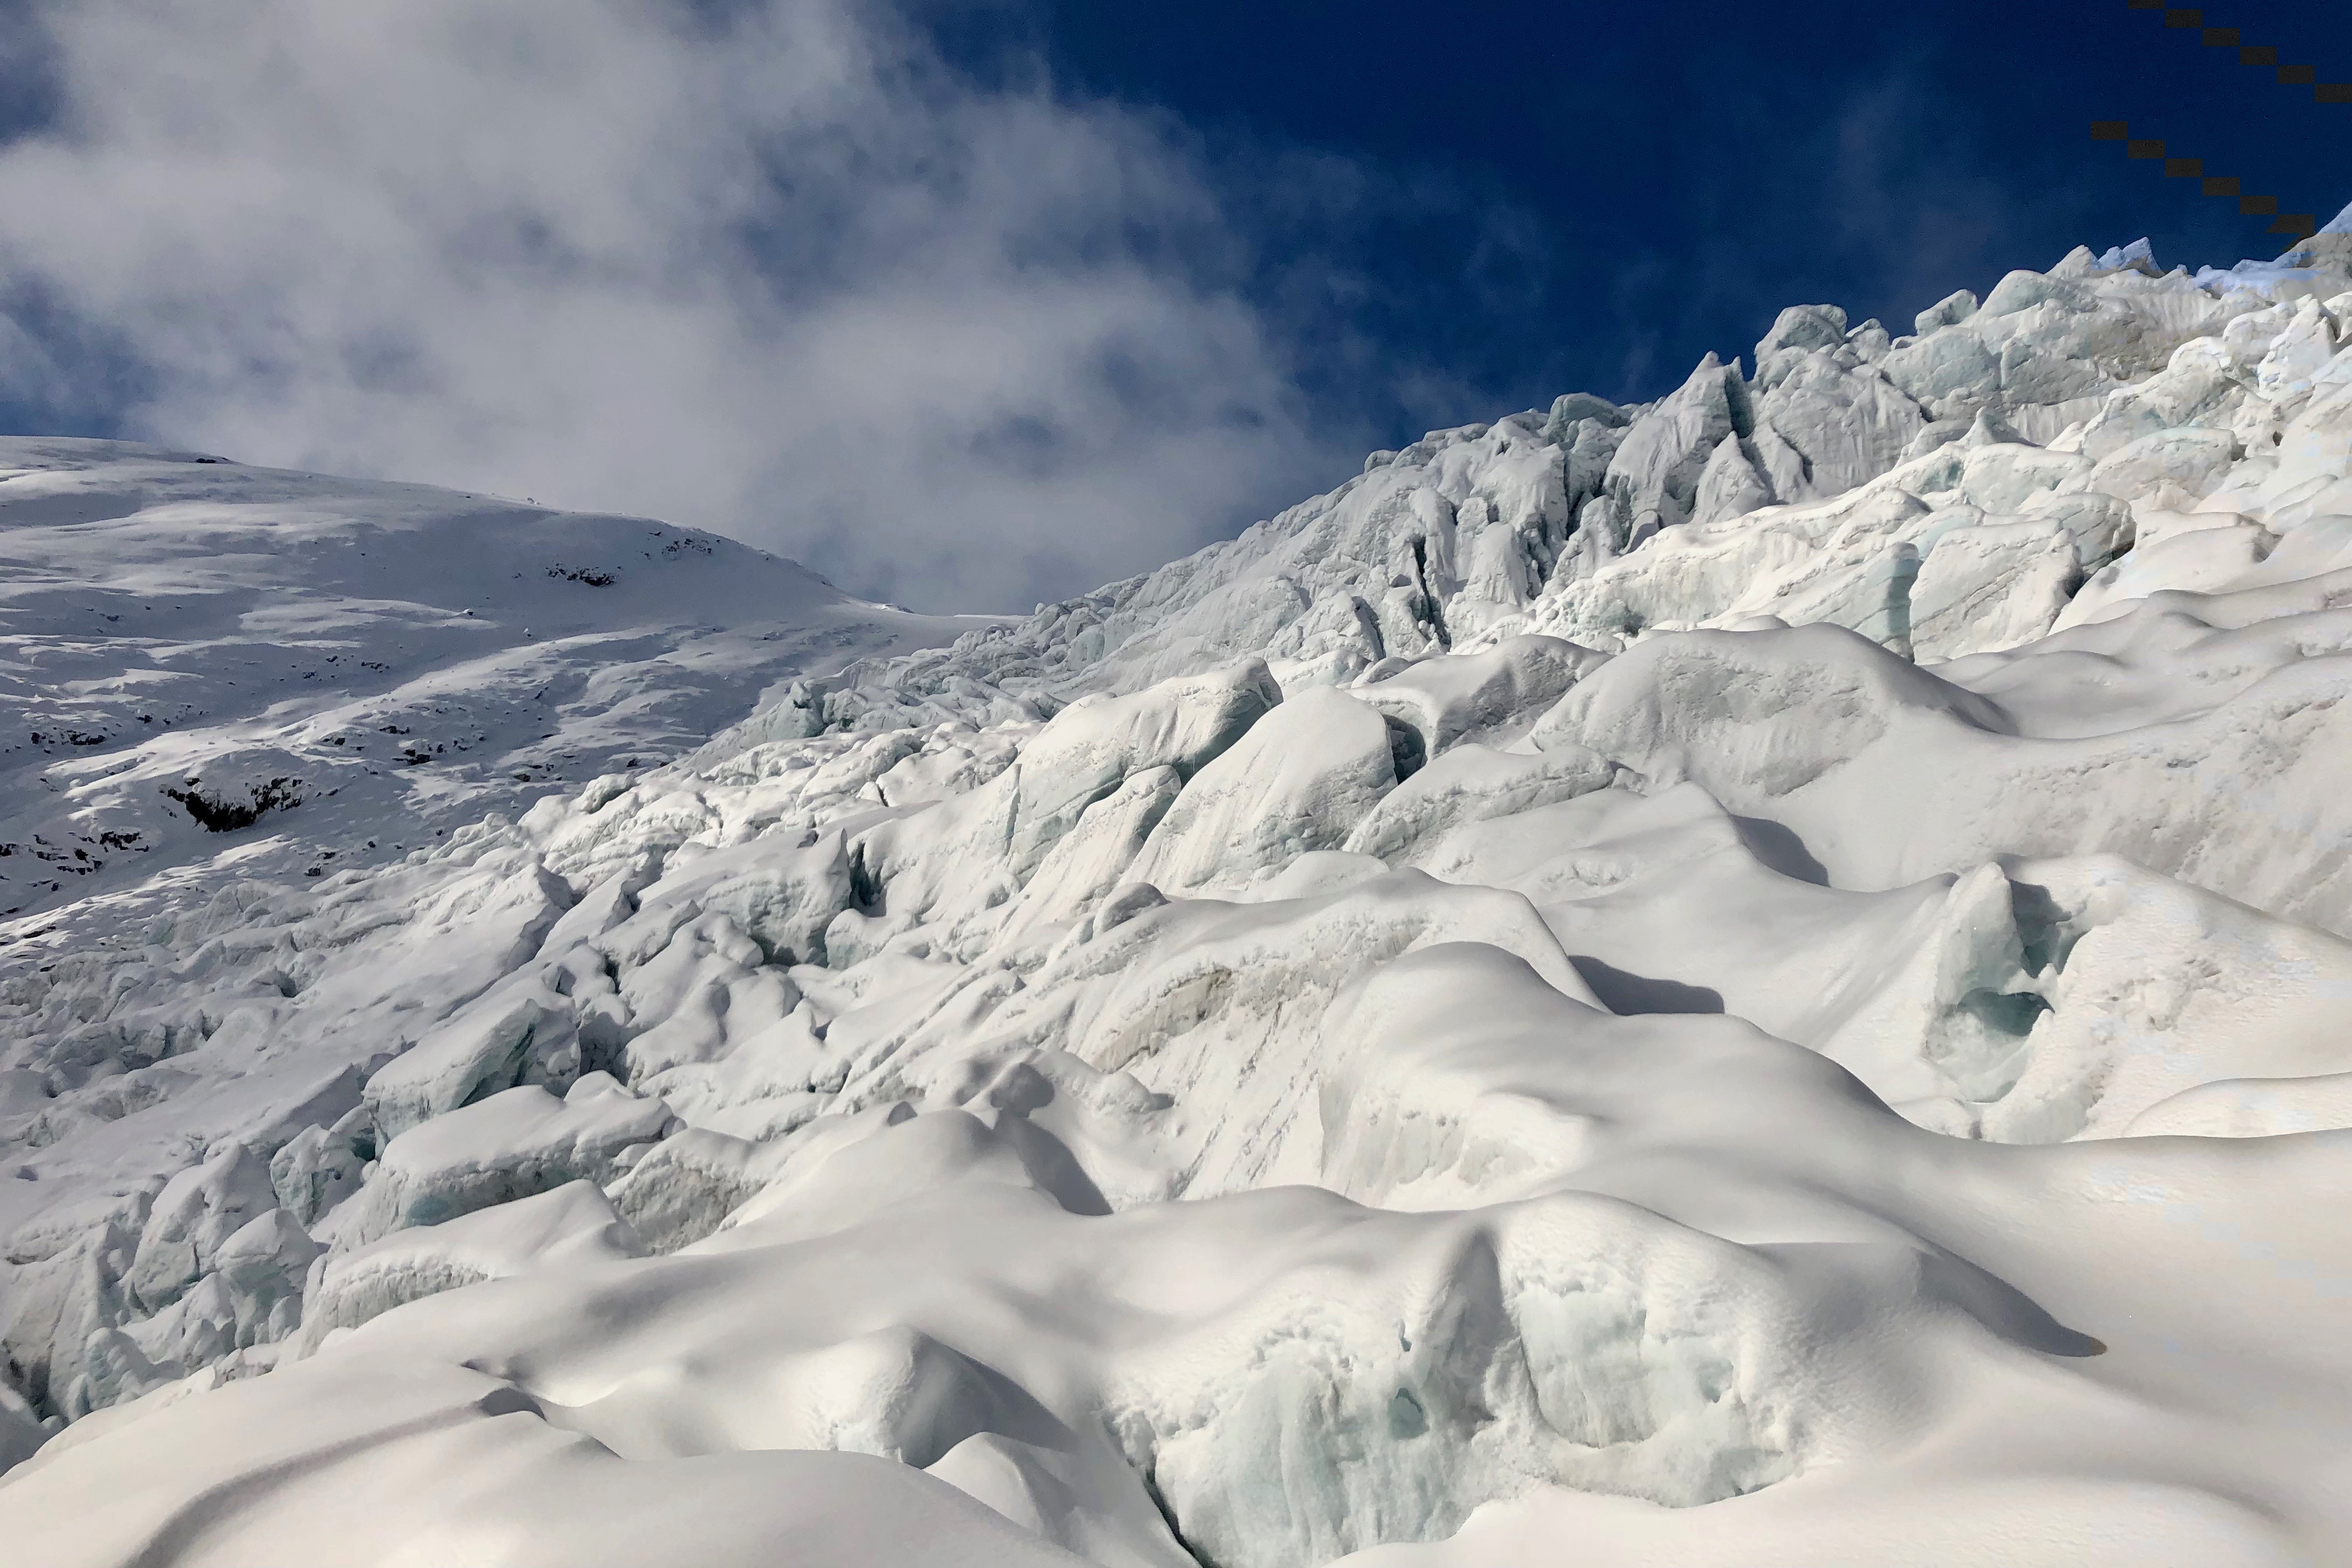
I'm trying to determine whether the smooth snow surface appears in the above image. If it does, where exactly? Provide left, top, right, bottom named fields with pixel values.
left=6, top=236, right=2352, bottom=1566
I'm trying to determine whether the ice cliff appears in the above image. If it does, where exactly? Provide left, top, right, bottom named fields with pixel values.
left=6, top=220, right=2352, bottom=1566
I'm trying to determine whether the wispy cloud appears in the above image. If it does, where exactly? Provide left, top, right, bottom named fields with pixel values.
left=0, top=0, right=1355, bottom=611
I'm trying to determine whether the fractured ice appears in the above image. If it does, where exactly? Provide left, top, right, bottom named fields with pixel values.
left=6, top=226, right=2352, bottom=1565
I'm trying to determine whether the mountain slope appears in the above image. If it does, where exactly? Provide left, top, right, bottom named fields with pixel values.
left=0, top=437, right=982, bottom=924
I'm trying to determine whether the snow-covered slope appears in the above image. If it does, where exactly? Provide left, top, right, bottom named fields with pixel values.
left=0, top=437, right=981, bottom=919
left=6, top=226, right=2352, bottom=1567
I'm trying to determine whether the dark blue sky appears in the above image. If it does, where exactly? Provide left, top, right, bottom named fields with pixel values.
left=970, top=0, right=2351, bottom=436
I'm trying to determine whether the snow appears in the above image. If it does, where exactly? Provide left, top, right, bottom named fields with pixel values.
left=0, top=439, right=977, bottom=922
left=6, top=230, right=2352, bottom=1566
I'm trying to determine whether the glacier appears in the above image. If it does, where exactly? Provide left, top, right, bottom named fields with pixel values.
left=4, top=221, right=2352, bottom=1565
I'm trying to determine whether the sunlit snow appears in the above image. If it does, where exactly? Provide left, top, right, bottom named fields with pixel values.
left=5, top=232, right=2352, bottom=1566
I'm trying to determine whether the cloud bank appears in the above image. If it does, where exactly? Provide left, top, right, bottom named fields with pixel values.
left=0, top=0, right=1345, bottom=611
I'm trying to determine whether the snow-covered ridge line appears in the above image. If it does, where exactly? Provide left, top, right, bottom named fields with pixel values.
left=728, top=230, right=2352, bottom=750
left=6, top=224, right=2352, bottom=1566
left=0, top=440, right=984, bottom=928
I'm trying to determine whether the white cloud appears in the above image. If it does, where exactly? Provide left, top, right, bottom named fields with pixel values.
left=0, top=0, right=1340, bottom=610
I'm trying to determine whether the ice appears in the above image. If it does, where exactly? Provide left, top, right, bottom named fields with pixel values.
left=121, top=1144, right=279, bottom=1312
left=1603, top=354, right=1755, bottom=536
left=855, top=660, right=1282, bottom=937
left=298, top=1178, right=643, bottom=1352
left=1128, top=687, right=1401, bottom=894
left=362, top=972, right=582, bottom=1142
left=7, top=229, right=2352, bottom=1566
left=337, top=1076, right=676, bottom=1250
left=1342, top=744, right=1615, bottom=864
left=1907, top=522, right=2078, bottom=659
left=1545, top=619, right=2352, bottom=930
left=603, top=1129, right=775, bottom=1253
left=0, top=1378, right=41, bottom=1474
left=1349, top=634, right=1607, bottom=755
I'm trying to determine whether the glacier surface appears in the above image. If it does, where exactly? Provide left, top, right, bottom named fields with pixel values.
left=5, top=231, right=2352, bottom=1565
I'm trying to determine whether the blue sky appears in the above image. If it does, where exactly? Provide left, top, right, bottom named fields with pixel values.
left=0, top=0, right=2343, bottom=611
left=999, top=0, right=2352, bottom=427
